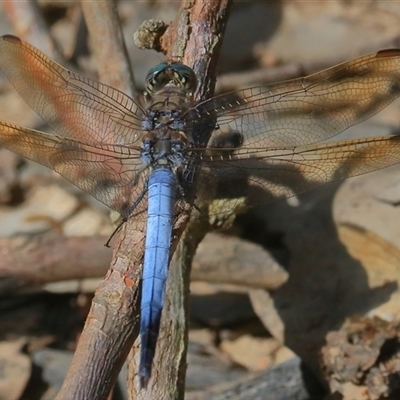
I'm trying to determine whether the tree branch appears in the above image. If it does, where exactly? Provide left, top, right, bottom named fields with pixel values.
left=56, top=1, right=141, bottom=399
left=81, top=0, right=135, bottom=97
left=128, top=0, right=232, bottom=398
left=56, top=1, right=232, bottom=398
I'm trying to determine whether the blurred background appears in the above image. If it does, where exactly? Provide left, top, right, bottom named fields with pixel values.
left=1, top=1, right=400, bottom=399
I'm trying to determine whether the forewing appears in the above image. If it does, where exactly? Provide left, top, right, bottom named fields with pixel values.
left=198, top=49, right=400, bottom=148
left=0, top=35, right=144, bottom=145
left=0, top=121, right=146, bottom=217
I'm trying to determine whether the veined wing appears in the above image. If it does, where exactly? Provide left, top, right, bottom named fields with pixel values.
left=0, top=121, right=145, bottom=217
left=0, top=35, right=144, bottom=145
left=199, top=135, right=400, bottom=211
left=196, top=49, right=400, bottom=148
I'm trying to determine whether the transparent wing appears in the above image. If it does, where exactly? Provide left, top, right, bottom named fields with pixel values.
left=0, top=35, right=144, bottom=145
left=197, top=49, right=400, bottom=148
left=0, top=122, right=146, bottom=217
left=197, top=135, right=400, bottom=212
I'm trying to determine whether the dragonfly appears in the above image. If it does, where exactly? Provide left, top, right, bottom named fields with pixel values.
left=1, top=35, right=400, bottom=387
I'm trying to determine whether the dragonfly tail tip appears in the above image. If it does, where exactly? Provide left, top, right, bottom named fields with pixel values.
left=139, top=376, right=150, bottom=390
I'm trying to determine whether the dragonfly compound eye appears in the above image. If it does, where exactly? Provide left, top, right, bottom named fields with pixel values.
left=145, top=62, right=197, bottom=95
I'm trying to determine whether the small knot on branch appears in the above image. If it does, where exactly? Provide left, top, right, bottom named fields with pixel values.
left=133, top=19, right=168, bottom=53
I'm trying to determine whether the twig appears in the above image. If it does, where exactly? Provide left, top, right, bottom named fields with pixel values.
left=56, top=2, right=141, bottom=399
left=0, top=234, right=111, bottom=295
left=127, top=0, right=232, bottom=398
left=56, top=216, right=144, bottom=400
left=0, top=231, right=287, bottom=295
left=2, top=0, right=61, bottom=60
left=81, top=0, right=135, bottom=96
left=24, top=0, right=234, bottom=397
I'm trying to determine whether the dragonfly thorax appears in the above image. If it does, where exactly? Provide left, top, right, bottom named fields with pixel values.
left=142, top=85, right=194, bottom=132
left=142, top=108, right=185, bottom=131
left=140, top=130, right=189, bottom=167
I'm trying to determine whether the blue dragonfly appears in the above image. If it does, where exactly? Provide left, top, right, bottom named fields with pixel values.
left=2, top=35, right=400, bottom=387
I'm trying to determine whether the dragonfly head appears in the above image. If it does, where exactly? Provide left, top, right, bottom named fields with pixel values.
left=145, top=62, right=197, bottom=96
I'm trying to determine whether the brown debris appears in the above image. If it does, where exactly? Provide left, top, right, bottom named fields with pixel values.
left=321, top=316, right=400, bottom=400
